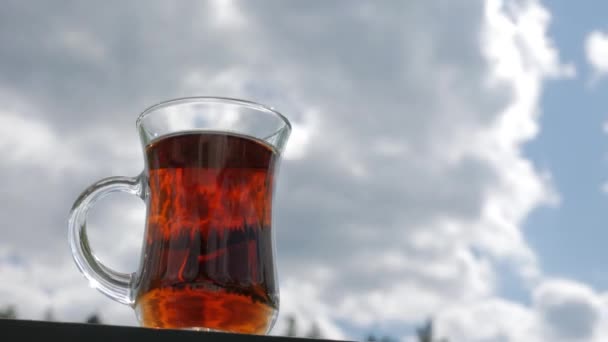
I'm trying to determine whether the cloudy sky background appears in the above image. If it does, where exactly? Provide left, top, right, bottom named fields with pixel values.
left=2, top=0, right=608, bottom=340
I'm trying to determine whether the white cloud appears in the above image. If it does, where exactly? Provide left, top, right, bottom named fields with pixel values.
left=0, top=110, right=139, bottom=175
left=535, top=279, right=601, bottom=340
left=601, top=181, right=608, bottom=194
left=0, top=250, right=135, bottom=325
left=438, top=298, right=541, bottom=341
left=0, top=1, right=593, bottom=341
left=586, top=31, right=608, bottom=80
left=0, top=112, right=67, bottom=166
left=283, top=108, right=318, bottom=160
left=208, top=0, right=247, bottom=29
left=60, top=30, right=107, bottom=62
left=601, top=122, right=608, bottom=194
left=437, top=278, right=608, bottom=342
left=271, top=280, right=346, bottom=340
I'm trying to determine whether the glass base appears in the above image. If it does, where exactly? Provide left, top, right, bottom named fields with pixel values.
left=134, top=301, right=278, bottom=335
left=175, top=327, right=228, bottom=333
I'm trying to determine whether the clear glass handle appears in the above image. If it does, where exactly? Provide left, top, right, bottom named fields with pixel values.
left=67, top=174, right=145, bottom=306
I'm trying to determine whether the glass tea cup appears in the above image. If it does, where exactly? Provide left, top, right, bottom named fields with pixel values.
left=68, top=97, right=291, bottom=334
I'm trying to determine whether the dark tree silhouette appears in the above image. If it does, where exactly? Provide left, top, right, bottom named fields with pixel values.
left=365, top=318, right=448, bottom=342
left=417, top=319, right=448, bottom=342
left=85, top=314, right=102, bottom=324
left=44, top=308, right=55, bottom=322
left=285, top=315, right=297, bottom=337
left=306, top=322, right=322, bottom=339
left=0, top=305, right=16, bottom=319
left=366, top=334, right=396, bottom=342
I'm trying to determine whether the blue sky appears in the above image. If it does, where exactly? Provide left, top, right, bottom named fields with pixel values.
left=525, top=0, right=608, bottom=291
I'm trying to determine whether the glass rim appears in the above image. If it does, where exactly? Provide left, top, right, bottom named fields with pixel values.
left=135, top=96, right=292, bottom=132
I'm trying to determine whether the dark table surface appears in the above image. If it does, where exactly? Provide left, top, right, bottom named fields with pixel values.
left=0, top=319, right=344, bottom=342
